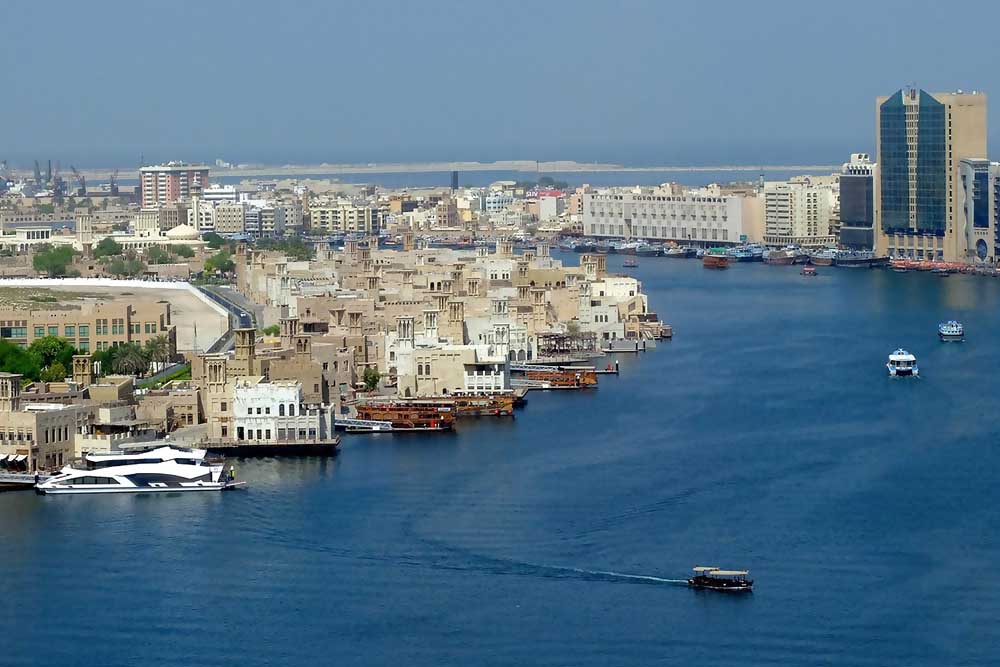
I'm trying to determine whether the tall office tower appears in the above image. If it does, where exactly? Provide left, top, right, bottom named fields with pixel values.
left=875, top=88, right=986, bottom=262
left=139, top=162, right=210, bottom=208
left=839, top=153, right=876, bottom=250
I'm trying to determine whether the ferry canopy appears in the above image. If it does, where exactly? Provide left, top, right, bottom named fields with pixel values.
left=692, top=566, right=719, bottom=572
left=710, top=570, right=749, bottom=576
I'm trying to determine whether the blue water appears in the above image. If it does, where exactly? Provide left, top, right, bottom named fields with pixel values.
left=4, top=256, right=1000, bottom=666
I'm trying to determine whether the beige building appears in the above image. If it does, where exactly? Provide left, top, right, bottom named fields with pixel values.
left=215, top=202, right=247, bottom=234
left=310, top=203, right=382, bottom=234
left=0, top=373, right=94, bottom=471
left=875, top=88, right=988, bottom=262
left=0, top=301, right=176, bottom=355
left=763, top=176, right=838, bottom=247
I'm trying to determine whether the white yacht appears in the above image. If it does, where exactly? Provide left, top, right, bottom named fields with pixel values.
left=36, top=446, right=227, bottom=495
left=887, top=349, right=919, bottom=377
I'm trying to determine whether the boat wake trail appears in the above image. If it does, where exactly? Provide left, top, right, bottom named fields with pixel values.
left=558, top=567, right=688, bottom=585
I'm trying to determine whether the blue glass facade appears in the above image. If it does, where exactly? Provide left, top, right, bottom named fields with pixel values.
left=973, top=171, right=989, bottom=228
left=915, top=91, right=946, bottom=235
left=879, top=91, right=909, bottom=232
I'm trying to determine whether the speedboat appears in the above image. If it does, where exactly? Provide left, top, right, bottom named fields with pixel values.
left=688, top=566, right=753, bottom=592
left=938, top=320, right=964, bottom=341
left=35, top=446, right=228, bottom=495
left=887, top=349, right=918, bottom=377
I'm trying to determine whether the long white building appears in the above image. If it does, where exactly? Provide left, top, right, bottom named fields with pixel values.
left=582, top=187, right=751, bottom=245
left=763, top=176, right=838, bottom=247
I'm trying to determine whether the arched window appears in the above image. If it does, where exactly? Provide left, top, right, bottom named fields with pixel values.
left=288, top=404, right=295, bottom=417
left=279, top=404, right=285, bottom=416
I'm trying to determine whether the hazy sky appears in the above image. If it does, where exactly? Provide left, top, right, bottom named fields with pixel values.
left=2, top=0, right=998, bottom=167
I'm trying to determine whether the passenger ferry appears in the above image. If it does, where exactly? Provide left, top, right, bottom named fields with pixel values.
left=622, top=258, right=639, bottom=268
left=938, top=321, right=964, bottom=341
left=727, top=246, right=753, bottom=262
left=887, top=349, right=919, bottom=377
left=801, top=265, right=817, bottom=276
left=35, top=446, right=227, bottom=495
left=688, top=566, right=753, bottom=592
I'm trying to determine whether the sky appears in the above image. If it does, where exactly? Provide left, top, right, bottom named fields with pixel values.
left=1, top=0, right=998, bottom=168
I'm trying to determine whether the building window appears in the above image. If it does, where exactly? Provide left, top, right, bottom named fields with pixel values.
left=248, top=407, right=253, bottom=415
left=265, top=406, right=270, bottom=415
left=78, top=325, right=89, bottom=337
left=279, top=404, right=285, bottom=416
left=289, top=404, right=295, bottom=416
left=265, top=429, right=271, bottom=440
left=65, top=325, right=75, bottom=337
left=221, top=425, right=228, bottom=438
left=220, top=402, right=227, bottom=412
left=34, top=326, right=44, bottom=338
left=256, top=407, right=262, bottom=415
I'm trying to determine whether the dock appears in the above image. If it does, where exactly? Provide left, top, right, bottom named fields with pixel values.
left=0, top=472, right=50, bottom=492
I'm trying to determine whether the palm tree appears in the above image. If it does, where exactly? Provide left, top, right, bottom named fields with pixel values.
left=112, top=343, right=149, bottom=377
left=144, top=335, right=173, bottom=372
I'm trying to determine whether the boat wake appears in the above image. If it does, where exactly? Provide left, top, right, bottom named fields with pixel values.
left=557, top=566, right=688, bottom=585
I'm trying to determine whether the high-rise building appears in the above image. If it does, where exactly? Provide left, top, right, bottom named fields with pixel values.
left=959, top=158, right=993, bottom=263
left=139, top=162, right=210, bottom=208
left=763, top=176, right=838, bottom=247
left=875, top=88, right=987, bottom=262
left=839, top=154, right=876, bottom=250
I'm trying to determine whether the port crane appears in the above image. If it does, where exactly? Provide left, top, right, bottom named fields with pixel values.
left=70, top=166, right=87, bottom=196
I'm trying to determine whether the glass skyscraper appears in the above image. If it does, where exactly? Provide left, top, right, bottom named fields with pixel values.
left=875, top=88, right=987, bottom=262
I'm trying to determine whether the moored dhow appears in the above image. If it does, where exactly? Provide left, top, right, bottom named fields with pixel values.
left=510, top=363, right=599, bottom=389
left=702, top=248, right=730, bottom=269
left=368, top=393, right=515, bottom=417
left=352, top=403, right=455, bottom=431
left=688, top=566, right=753, bottom=592
left=887, top=349, right=919, bottom=377
left=35, top=446, right=229, bottom=495
left=938, top=320, right=964, bottom=341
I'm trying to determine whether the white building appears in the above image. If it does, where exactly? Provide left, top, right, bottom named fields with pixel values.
left=763, top=176, right=838, bottom=247
left=202, top=184, right=239, bottom=203
left=232, top=378, right=332, bottom=443
left=538, top=196, right=565, bottom=221
left=583, top=187, right=748, bottom=245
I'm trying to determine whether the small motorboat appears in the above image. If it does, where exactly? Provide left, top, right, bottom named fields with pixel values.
left=932, top=268, right=951, bottom=277
left=801, top=266, right=817, bottom=277
left=622, top=258, right=638, bottom=268
left=688, top=566, right=753, bottom=592
left=938, top=320, right=964, bottom=341
left=887, top=349, right=919, bottom=377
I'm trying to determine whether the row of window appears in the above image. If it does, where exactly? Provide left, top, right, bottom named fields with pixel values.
left=242, top=404, right=300, bottom=417
left=588, top=225, right=730, bottom=241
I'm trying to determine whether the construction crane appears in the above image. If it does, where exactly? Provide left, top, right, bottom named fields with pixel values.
left=70, top=166, right=87, bottom=196
left=33, top=160, right=42, bottom=185
left=109, top=168, right=119, bottom=196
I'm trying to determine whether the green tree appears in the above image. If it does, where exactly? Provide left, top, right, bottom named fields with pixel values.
left=146, top=246, right=172, bottom=264
left=39, top=361, right=67, bottom=382
left=107, top=254, right=146, bottom=277
left=173, top=244, right=195, bottom=258
left=205, top=250, right=235, bottom=274
left=28, top=336, right=76, bottom=371
left=32, top=244, right=76, bottom=276
left=143, top=335, right=173, bottom=369
left=0, top=339, right=42, bottom=380
left=260, top=324, right=280, bottom=336
left=362, top=366, right=380, bottom=391
left=111, top=343, right=149, bottom=376
left=204, top=232, right=226, bottom=249
left=93, top=237, right=123, bottom=258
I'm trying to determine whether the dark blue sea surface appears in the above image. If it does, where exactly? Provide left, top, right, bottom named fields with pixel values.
left=4, top=256, right=1000, bottom=666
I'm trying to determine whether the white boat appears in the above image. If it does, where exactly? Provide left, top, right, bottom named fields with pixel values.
left=938, top=321, right=964, bottom=341
left=886, top=349, right=919, bottom=377
left=35, top=446, right=227, bottom=495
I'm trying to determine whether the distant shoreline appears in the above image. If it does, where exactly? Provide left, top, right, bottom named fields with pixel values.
left=16, top=161, right=840, bottom=182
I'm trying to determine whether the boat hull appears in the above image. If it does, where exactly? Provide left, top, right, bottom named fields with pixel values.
left=810, top=257, right=834, bottom=266
left=702, top=256, right=729, bottom=269
left=687, top=579, right=753, bottom=592
left=37, top=483, right=226, bottom=495
left=766, top=255, right=795, bottom=265
left=939, top=333, right=964, bottom=342
left=887, top=366, right=918, bottom=377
